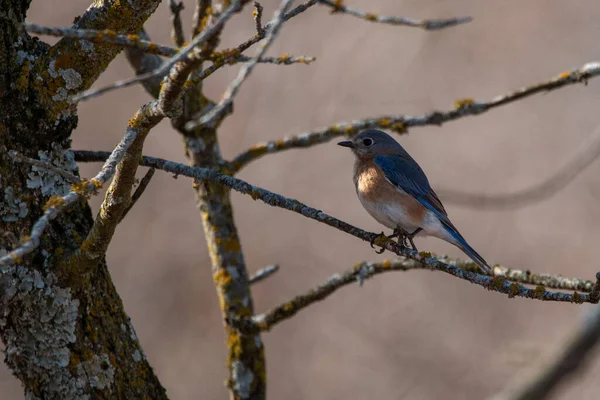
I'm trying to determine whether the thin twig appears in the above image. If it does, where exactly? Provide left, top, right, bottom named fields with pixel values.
left=124, top=29, right=165, bottom=98
left=228, top=54, right=315, bottom=65
left=73, top=1, right=243, bottom=103
left=192, top=0, right=212, bottom=37
left=230, top=61, right=600, bottom=173
left=25, top=24, right=176, bottom=57
left=319, top=0, right=472, bottom=30
left=438, top=123, right=600, bottom=210
left=230, top=258, right=600, bottom=333
left=249, top=264, right=280, bottom=285
left=72, top=150, right=598, bottom=307
left=253, top=2, right=264, bottom=33
left=120, top=168, right=156, bottom=222
left=168, top=0, right=186, bottom=47
left=186, top=0, right=296, bottom=130
left=8, top=150, right=80, bottom=183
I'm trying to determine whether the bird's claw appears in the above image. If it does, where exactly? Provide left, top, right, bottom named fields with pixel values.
left=370, top=232, right=387, bottom=254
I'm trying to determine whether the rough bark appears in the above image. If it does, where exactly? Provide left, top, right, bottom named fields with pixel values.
left=0, top=0, right=168, bottom=398
left=177, top=93, right=266, bottom=399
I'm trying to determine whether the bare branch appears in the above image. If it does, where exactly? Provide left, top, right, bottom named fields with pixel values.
left=249, top=264, right=280, bottom=285
left=73, top=0, right=244, bottom=103
left=120, top=168, right=156, bottom=222
left=186, top=0, right=297, bottom=130
left=168, top=0, right=186, bottom=47
left=492, top=282, right=600, bottom=400
left=183, top=0, right=319, bottom=87
left=438, top=124, right=600, bottom=210
left=230, top=61, right=600, bottom=173
left=8, top=150, right=80, bottom=184
left=230, top=259, right=600, bottom=333
left=192, top=0, right=212, bottom=37
left=28, top=24, right=315, bottom=70
left=72, top=150, right=598, bottom=306
left=25, top=23, right=177, bottom=57
left=124, top=29, right=166, bottom=98
left=253, top=2, right=264, bottom=33
left=320, top=0, right=472, bottom=30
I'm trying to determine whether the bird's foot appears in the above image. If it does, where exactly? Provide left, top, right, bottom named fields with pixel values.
left=396, top=227, right=422, bottom=251
left=370, top=232, right=387, bottom=254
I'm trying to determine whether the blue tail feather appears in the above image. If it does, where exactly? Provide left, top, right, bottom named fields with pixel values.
left=443, top=225, right=491, bottom=274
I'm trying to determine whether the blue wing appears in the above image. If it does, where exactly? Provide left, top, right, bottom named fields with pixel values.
left=374, top=154, right=490, bottom=273
left=373, top=154, right=450, bottom=226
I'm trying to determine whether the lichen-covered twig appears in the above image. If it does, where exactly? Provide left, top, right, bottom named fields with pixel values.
left=25, top=24, right=177, bottom=57
left=124, top=29, right=166, bottom=98
left=120, top=168, right=156, bottom=222
left=249, top=264, right=280, bottom=285
left=186, top=0, right=296, bottom=130
left=231, top=259, right=600, bottom=333
left=73, top=1, right=243, bottom=103
left=168, top=0, right=186, bottom=47
left=230, top=61, right=600, bottom=173
left=72, top=150, right=598, bottom=306
left=71, top=105, right=165, bottom=269
left=253, top=2, right=264, bottom=33
left=8, top=150, right=80, bottom=184
left=438, top=123, right=600, bottom=210
left=319, top=0, right=472, bottom=30
left=192, top=0, right=212, bottom=37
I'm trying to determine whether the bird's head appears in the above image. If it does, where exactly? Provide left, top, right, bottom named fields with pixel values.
left=337, top=129, right=403, bottom=158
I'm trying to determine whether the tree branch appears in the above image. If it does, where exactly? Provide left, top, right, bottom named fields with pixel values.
left=249, top=264, right=280, bottom=285
left=235, top=259, right=600, bottom=333
left=253, top=2, right=264, bottom=33
left=8, top=150, right=80, bottom=184
left=25, top=23, right=177, bottom=57
left=120, top=167, right=155, bottom=222
left=186, top=0, right=297, bottom=129
left=73, top=0, right=244, bottom=103
left=229, top=61, right=600, bottom=173
left=168, top=0, right=186, bottom=47
left=320, top=0, right=472, bottom=30
left=72, top=150, right=599, bottom=306
left=191, top=0, right=211, bottom=38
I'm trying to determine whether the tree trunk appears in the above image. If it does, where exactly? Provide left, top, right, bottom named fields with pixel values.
left=0, top=0, right=168, bottom=398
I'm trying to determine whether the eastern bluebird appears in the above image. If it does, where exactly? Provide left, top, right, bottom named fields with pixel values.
left=338, top=129, right=491, bottom=274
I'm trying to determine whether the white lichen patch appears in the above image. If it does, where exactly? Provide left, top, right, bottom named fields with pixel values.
left=27, top=143, right=79, bottom=196
left=1, top=187, right=29, bottom=222
left=48, top=60, right=58, bottom=78
left=0, top=266, right=85, bottom=398
left=77, top=354, right=115, bottom=390
left=79, top=40, right=94, bottom=54
left=17, top=50, right=36, bottom=65
left=231, top=361, right=254, bottom=399
left=52, top=87, right=69, bottom=102
left=59, top=69, right=82, bottom=90
left=132, top=350, right=142, bottom=362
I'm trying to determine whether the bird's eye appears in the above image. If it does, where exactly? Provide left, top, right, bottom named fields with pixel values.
left=362, top=138, right=373, bottom=146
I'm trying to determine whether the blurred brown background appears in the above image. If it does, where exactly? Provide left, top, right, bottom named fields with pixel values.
left=4, top=0, right=600, bottom=398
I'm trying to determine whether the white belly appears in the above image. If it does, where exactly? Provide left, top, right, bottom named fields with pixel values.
left=358, top=194, right=421, bottom=232
left=357, top=194, right=453, bottom=242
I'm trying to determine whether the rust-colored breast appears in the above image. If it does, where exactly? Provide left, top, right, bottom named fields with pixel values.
left=353, top=158, right=427, bottom=229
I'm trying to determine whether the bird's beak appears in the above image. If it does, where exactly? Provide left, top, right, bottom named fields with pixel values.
left=337, top=141, right=354, bottom=148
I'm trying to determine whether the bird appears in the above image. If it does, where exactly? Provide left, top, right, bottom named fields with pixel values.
left=338, top=129, right=491, bottom=274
